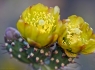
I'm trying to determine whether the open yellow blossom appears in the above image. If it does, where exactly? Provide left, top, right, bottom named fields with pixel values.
left=17, top=3, right=61, bottom=48
left=58, top=15, right=95, bottom=57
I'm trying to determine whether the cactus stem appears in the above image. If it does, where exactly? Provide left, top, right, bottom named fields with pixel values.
left=5, top=43, right=8, bottom=47
left=18, top=54, right=21, bottom=58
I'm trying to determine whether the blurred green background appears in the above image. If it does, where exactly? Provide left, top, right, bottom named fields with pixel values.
left=0, top=0, right=95, bottom=70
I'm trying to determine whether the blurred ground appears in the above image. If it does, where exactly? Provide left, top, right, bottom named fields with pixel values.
left=0, top=0, right=95, bottom=70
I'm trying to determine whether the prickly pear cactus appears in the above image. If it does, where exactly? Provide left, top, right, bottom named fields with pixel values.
left=3, top=27, right=74, bottom=70
left=2, top=3, right=95, bottom=70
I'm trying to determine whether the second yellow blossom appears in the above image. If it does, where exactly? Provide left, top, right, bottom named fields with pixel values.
left=58, top=15, right=95, bottom=57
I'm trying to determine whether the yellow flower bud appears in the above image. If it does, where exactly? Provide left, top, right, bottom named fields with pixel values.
left=17, top=3, right=61, bottom=48
left=58, top=15, right=95, bottom=57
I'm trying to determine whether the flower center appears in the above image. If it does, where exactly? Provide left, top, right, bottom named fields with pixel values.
left=65, top=19, right=82, bottom=45
left=24, top=11, right=56, bottom=33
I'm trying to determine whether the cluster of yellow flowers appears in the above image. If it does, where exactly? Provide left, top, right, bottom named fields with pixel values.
left=17, top=3, right=95, bottom=57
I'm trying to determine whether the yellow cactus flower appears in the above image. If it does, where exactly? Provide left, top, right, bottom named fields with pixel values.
left=17, top=3, right=61, bottom=48
left=58, top=15, right=95, bottom=57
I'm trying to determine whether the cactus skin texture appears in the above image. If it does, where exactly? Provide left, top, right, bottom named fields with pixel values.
left=3, top=27, right=74, bottom=70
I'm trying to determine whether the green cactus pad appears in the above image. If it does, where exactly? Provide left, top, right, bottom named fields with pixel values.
left=5, top=37, right=31, bottom=64
left=4, top=27, right=75, bottom=70
left=4, top=37, right=74, bottom=70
